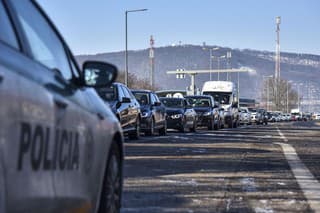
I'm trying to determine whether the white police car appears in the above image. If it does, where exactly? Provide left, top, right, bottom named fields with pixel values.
left=0, top=0, right=124, bottom=212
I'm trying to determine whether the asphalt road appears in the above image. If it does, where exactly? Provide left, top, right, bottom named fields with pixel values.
left=121, top=122, right=320, bottom=213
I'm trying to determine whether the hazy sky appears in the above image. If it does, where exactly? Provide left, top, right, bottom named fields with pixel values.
left=38, top=0, right=320, bottom=55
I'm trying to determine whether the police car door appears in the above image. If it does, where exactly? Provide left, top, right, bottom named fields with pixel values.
left=9, top=1, right=93, bottom=211
left=0, top=1, right=56, bottom=212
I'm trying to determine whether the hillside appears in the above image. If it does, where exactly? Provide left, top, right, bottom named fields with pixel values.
left=76, top=45, right=320, bottom=100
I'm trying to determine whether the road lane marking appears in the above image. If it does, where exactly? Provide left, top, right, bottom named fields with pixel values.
left=276, top=127, right=320, bottom=213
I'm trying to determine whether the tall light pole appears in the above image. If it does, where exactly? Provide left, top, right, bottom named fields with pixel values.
left=212, top=55, right=226, bottom=80
left=263, top=75, right=273, bottom=111
left=203, top=47, right=219, bottom=80
left=226, top=51, right=232, bottom=81
left=125, top=9, right=147, bottom=86
left=275, top=16, right=281, bottom=110
left=287, top=80, right=292, bottom=113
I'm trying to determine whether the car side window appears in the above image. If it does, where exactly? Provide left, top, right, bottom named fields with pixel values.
left=0, top=1, right=19, bottom=49
left=10, top=1, right=73, bottom=80
left=127, top=88, right=136, bottom=100
left=154, top=94, right=161, bottom=103
left=121, top=86, right=131, bottom=98
left=150, top=94, right=156, bottom=104
left=117, top=86, right=125, bottom=100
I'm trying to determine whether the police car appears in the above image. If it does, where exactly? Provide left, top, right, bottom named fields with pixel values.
left=0, top=0, right=124, bottom=212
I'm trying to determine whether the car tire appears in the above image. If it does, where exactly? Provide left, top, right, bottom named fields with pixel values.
left=159, top=121, right=167, bottom=136
left=128, top=117, right=140, bottom=140
left=145, top=117, right=155, bottom=136
left=190, top=120, right=197, bottom=132
left=208, top=119, right=213, bottom=130
left=98, top=142, right=121, bottom=213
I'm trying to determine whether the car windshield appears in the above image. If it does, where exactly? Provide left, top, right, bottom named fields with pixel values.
left=95, top=86, right=117, bottom=101
left=240, top=108, right=248, bottom=113
left=187, top=97, right=211, bottom=107
left=161, top=98, right=184, bottom=108
left=133, top=92, right=150, bottom=105
left=202, top=92, right=231, bottom=104
left=248, top=108, right=257, bottom=112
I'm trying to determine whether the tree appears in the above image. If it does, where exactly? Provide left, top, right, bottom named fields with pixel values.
left=261, top=78, right=299, bottom=112
left=116, top=71, right=160, bottom=91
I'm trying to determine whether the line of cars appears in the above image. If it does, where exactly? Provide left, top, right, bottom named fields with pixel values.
left=238, top=107, right=315, bottom=125
left=94, top=83, right=232, bottom=138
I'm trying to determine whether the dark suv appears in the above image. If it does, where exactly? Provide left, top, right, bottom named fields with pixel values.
left=132, top=90, right=167, bottom=136
left=185, top=95, right=221, bottom=130
left=96, top=82, right=141, bottom=139
left=0, top=0, right=123, bottom=212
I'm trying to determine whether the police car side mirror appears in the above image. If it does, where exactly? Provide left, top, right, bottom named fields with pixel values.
left=82, top=61, right=118, bottom=88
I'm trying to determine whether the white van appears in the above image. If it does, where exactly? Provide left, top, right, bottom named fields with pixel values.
left=202, top=81, right=239, bottom=128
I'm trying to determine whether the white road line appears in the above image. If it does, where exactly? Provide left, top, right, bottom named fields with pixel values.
left=276, top=127, right=320, bottom=213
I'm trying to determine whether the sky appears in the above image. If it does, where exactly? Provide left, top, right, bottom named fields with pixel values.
left=38, top=0, right=320, bottom=56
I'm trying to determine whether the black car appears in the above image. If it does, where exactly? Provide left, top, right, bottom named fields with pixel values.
left=160, top=97, right=197, bottom=132
left=257, top=109, right=268, bottom=125
left=185, top=95, right=221, bottom=130
left=96, top=82, right=141, bottom=139
left=0, top=0, right=124, bottom=212
left=132, top=90, right=167, bottom=136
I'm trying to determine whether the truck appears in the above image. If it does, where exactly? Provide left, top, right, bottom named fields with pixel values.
left=202, top=81, right=239, bottom=128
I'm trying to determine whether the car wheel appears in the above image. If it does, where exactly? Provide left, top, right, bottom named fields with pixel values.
left=214, top=122, right=219, bottom=130
left=159, top=121, right=167, bottom=136
left=99, top=142, right=121, bottom=213
left=208, top=119, right=213, bottom=130
left=129, top=117, right=140, bottom=140
left=179, top=124, right=185, bottom=133
left=220, top=119, right=224, bottom=129
left=190, top=120, right=196, bottom=132
left=145, top=117, right=155, bottom=136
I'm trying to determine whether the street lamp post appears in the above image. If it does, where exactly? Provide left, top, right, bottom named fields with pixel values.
left=287, top=80, right=292, bottom=113
left=203, top=47, right=219, bottom=81
left=125, top=9, right=147, bottom=86
left=212, top=55, right=226, bottom=80
left=227, top=51, right=232, bottom=81
left=263, top=75, right=273, bottom=111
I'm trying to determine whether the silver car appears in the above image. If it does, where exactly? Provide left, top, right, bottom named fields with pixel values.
left=0, top=0, right=124, bottom=212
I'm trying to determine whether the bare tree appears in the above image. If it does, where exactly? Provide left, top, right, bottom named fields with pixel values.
left=261, top=78, right=299, bottom=112
left=116, top=71, right=160, bottom=91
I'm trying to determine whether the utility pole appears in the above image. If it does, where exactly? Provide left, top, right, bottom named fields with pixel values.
left=125, top=9, right=148, bottom=86
left=149, top=35, right=155, bottom=90
left=275, top=16, right=281, bottom=110
left=209, top=49, right=212, bottom=81
left=227, top=51, right=232, bottom=81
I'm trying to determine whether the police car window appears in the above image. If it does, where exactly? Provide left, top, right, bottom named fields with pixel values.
left=0, top=1, right=19, bottom=49
left=11, top=1, right=72, bottom=80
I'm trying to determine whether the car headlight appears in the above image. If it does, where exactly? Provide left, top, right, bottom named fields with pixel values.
left=141, top=111, right=149, bottom=118
left=171, top=114, right=183, bottom=119
left=203, top=111, right=211, bottom=116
